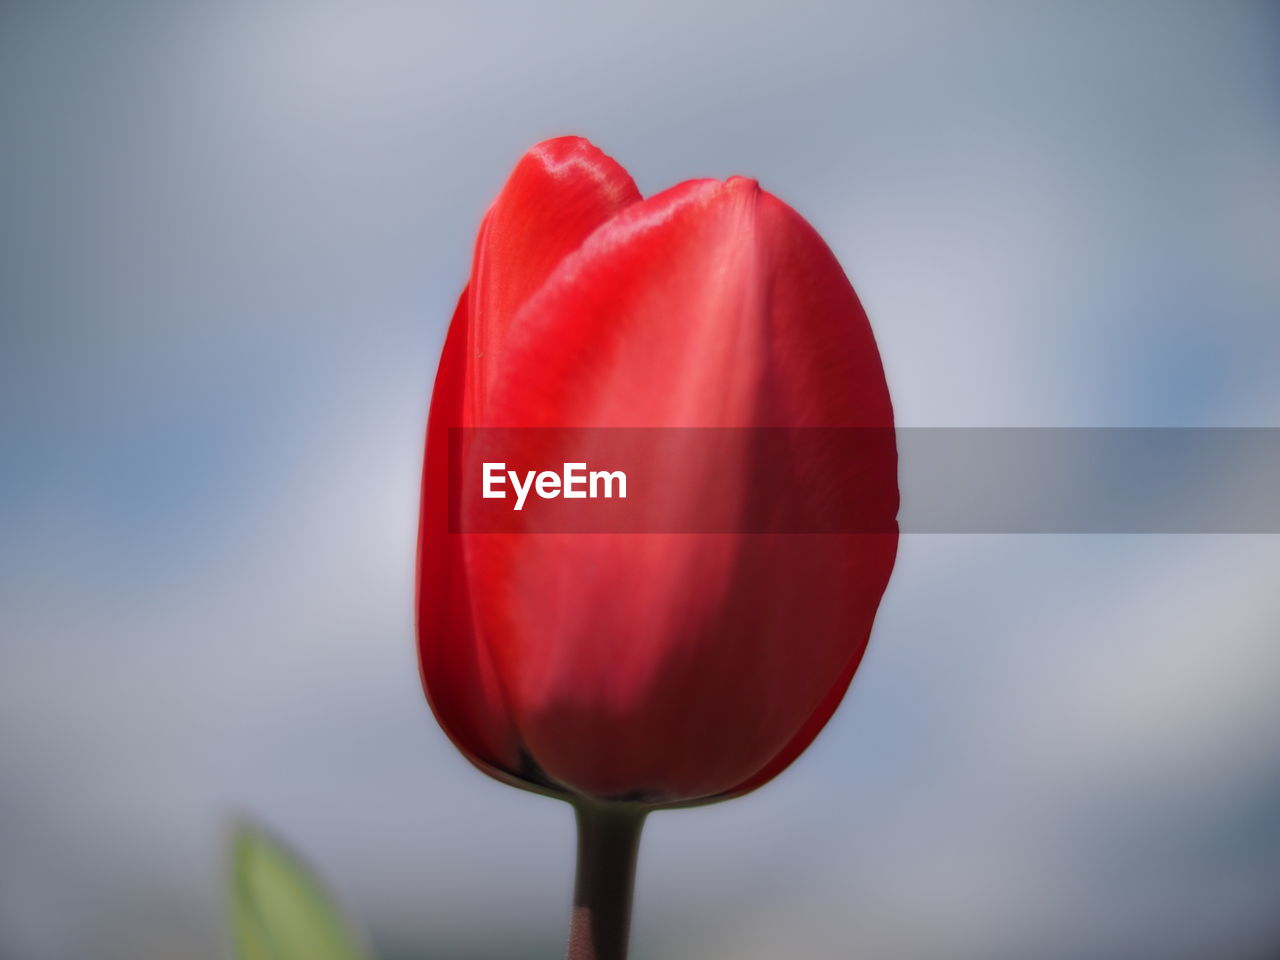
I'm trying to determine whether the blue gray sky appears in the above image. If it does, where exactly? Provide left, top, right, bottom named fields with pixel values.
left=2, top=3, right=1279, bottom=958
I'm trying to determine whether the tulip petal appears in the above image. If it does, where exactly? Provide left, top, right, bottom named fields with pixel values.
left=715, top=620, right=874, bottom=801
left=468, top=136, right=641, bottom=408
left=466, top=180, right=898, bottom=802
left=417, top=288, right=524, bottom=779
left=420, top=139, right=641, bottom=793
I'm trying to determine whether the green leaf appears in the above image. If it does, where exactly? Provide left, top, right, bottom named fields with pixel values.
left=229, top=821, right=371, bottom=960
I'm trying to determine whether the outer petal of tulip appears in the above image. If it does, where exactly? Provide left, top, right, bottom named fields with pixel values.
left=417, top=288, right=522, bottom=779
left=465, top=177, right=898, bottom=802
left=467, top=136, right=642, bottom=411
left=418, top=138, right=641, bottom=788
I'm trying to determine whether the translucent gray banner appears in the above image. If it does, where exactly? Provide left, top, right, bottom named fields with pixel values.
left=898, top=428, right=1280, bottom=533
left=447, top=428, right=1280, bottom=533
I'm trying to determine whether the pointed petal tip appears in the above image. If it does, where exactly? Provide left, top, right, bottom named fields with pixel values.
left=524, top=135, right=633, bottom=186
left=530, top=134, right=596, bottom=153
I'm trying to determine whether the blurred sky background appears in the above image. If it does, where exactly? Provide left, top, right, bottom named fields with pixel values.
left=3, top=2, right=1280, bottom=958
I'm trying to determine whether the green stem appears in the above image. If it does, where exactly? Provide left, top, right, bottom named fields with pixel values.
left=566, top=802, right=646, bottom=960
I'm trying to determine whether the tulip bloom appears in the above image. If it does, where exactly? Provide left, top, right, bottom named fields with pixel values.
left=417, top=137, right=897, bottom=959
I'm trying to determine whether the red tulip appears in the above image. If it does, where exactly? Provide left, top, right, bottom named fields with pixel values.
left=416, top=136, right=897, bottom=959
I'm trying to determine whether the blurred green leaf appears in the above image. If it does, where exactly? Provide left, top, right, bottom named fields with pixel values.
left=229, top=821, right=370, bottom=960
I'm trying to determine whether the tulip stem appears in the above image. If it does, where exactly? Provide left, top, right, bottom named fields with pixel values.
left=567, top=802, right=646, bottom=960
